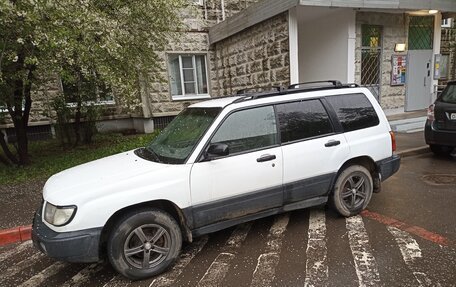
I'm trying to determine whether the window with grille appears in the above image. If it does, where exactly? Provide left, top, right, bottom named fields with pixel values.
left=361, top=25, right=382, bottom=100
left=168, top=54, right=209, bottom=100
left=408, top=16, right=434, bottom=50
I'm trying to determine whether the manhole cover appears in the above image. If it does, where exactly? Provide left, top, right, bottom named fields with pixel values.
left=422, top=174, right=456, bottom=186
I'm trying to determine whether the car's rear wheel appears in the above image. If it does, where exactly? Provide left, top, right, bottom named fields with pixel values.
left=430, top=144, right=453, bottom=156
left=331, top=165, right=373, bottom=217
left=107, top=209, right=182, bottom=280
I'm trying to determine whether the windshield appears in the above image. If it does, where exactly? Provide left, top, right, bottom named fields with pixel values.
left=147, top=107, right=221, bottom=164
left=441, top=84, right=456, bottom=104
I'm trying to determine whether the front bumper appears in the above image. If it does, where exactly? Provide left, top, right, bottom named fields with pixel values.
left=32, top=207, right=102, bottom=263
left=376, top=155, right=401, bottom=182
left=425, top=121, right=456, bottom=147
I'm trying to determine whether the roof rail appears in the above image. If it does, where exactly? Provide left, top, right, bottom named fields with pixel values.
left=231, top=81, right=359, bottom=104
left=288, top=80, right=342, bottom=89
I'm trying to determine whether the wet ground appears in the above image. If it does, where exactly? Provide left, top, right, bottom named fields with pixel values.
left=0, top=152, right=455, bottom=287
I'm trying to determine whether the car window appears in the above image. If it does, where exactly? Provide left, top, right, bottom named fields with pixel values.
left=211, top=106, right=278, bottom=155
left=440, top=84, right=456, bottom=104
left=326, top=93, right=379, bottom=132
left=276, top=99, right=333, bottom=143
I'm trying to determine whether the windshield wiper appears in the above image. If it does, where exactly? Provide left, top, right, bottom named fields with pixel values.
left=145, top=147, right=162, bottom=163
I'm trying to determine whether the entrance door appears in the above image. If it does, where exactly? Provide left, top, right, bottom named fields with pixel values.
left=405, top=16, right=434, bottom=111
left=406, top=50, right=433, bottom=111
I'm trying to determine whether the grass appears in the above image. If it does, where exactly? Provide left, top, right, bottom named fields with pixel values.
left=0, top=131, right=159, bottom=185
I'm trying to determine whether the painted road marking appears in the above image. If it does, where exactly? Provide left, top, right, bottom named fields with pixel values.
left=197, top=223, right=252, bottom=286
left=346, top=215, right=381, bottom=287
left=304, top=209, right=328, bottom=287
left=0, top=241, right=32, bottom=262
left=149, top=235, right=209, bottom=287
left=61, top=263, right=105, bottom=287
left=361, top=210, right=450, bottom=246
left=18, top=261, right=68, bottom=287
left=250, top=213, right=290, bottom=287
left=0, top=252, right=43, bottom=280
left=387, top=226, right=440, bottom=287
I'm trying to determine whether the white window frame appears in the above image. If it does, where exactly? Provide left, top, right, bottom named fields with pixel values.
left=168, top=54, right=210, bottom=101
left=191, top=0, right=204, bottom=6
left=442, top=18, right=453, bottom=28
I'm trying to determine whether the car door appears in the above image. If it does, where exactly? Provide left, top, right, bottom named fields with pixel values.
left=276, top=98, right=350, bottom=204
left=190, top=105, right=283, bottom=229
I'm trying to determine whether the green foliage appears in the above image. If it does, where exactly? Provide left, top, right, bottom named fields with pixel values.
left=0, top=131, right=160, bottom=184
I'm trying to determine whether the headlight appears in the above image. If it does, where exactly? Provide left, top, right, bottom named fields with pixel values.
left=44, top=202, right=77, bottom=226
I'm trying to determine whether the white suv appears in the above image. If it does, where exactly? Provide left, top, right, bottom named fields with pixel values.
left=32, top=81, right=400, bottom=280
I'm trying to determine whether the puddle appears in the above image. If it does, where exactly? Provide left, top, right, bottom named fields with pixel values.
left=422, top=174, right=456, bottom=186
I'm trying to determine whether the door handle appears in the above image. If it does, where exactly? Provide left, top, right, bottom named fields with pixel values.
left=257, top=154, right=276, bottom=162
left=325, top=140, right=341, bottom=147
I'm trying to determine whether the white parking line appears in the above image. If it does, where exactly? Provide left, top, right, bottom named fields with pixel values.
left=0, top=241, right=32, bottom=262
left=197, top=223, right=252, bottom=286
left=18, top=261, right=68, bottom=287
left=0, top=252, right=43, bottom=280
left=304, top=209, right=328, bottom=287
left=346, top=215, right=381, bottom=287
left=250, top=214, right=290, bottom=287
left=149, top=235, right=209, bottom=287
left=61, top=263, right=105, bottom=287
left=387, top=226, right=439, bottom=287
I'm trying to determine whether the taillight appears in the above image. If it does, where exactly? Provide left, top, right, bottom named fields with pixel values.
left=427, top=104, right=435, bottom=121
left=390, top=131, right=396, bottom=153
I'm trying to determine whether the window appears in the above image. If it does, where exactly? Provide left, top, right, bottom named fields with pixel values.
left=327, top=94, right=379, bottom=132
left=211, top=106, right=278, bottom=155
left=442, top=18, right=453, bottom=28
left=61, top=75, right=114, bottom=105
left=440, top=54, right=450, bottom=80
left=168, top=54, right=209, bottom=100
left=276, top=99, right=333, bottom=143
left=361, top=25, right=382, bottom=100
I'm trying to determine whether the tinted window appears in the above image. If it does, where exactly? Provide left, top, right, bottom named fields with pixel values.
left=440, top=84, right=456, bottom=104
left=327, top=94, right=379, bottom=132
left=211, top=106, right=278, bottom=155
left=276, top=99, right=333, bottom=143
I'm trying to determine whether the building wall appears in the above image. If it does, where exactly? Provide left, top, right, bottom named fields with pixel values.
left=212, top=12, right=290, bottom=96
left=355, top=12, right=408, bottom=109
left=297, top=7, right=356, bottom=84
left=440, top=25, right=456, bottom=84
left=143, top=0, right=261, bottom=118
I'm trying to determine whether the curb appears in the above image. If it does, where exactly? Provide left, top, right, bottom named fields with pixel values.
left=0, top=225, right=32, bottom=247
left=397, top=146, right=430, bottom=157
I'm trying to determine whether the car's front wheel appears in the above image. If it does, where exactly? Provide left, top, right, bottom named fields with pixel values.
left=107, top=209, right=182, bottom=280
left=331, top=165, right=373, bottom=217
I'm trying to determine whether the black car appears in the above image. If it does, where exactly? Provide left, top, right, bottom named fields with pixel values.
left=425, top=81, right=456, bottom=156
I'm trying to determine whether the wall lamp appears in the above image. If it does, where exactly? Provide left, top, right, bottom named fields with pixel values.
left=394, top=43, right=407, bottom=52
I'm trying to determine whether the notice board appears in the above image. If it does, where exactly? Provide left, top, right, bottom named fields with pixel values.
left=391, top=55, right=407, bottom=86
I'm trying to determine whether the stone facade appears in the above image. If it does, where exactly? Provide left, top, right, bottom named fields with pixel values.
left=355, top=12, right=408, bottom=109
left=440, top=25, right=456, bottom=85
left=212, top=12, right=290, bottom=96
left=142, top=0, right=261, bottom=118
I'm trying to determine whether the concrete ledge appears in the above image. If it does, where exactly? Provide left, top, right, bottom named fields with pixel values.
left=397, top=146, right=430, bottom=158
left=0, top=225, right=32, bottom=247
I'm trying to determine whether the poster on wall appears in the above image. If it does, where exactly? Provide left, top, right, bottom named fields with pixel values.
left=391, top=55, right=407, bottom=86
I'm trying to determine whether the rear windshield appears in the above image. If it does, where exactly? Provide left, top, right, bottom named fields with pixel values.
left=440, top=84, right=456, bottom=104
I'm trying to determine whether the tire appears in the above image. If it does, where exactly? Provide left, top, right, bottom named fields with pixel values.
left=430, top=144, right=453, bottom=156
left=107, top=209, right=182, bottom=280
left=331, top=165, right=373, bottom=217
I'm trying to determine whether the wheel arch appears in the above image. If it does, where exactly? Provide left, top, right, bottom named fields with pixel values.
left=336, top=156, right=380, bottom=192
left=98, top=199, right=192, bottom=259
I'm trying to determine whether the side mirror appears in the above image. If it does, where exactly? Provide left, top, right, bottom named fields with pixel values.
left=205, top=143, right=229, bottom=160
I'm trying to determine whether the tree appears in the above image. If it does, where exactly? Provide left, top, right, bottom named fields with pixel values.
left=0, top=0, right=184, bottom=165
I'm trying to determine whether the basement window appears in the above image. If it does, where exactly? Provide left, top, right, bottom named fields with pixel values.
left=168, top=54, right=210, bottom=101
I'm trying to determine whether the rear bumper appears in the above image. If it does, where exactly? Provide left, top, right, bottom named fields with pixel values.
left=376, top=155, right=401, bottom=182
left=32, top=209, right=102, bottom=263
left=425, top=121, right=456, bottom=147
